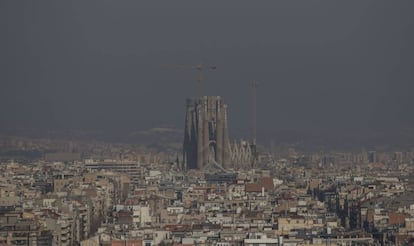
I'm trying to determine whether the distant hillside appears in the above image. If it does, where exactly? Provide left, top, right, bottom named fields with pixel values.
left=125, top=127, right=183, bottom=151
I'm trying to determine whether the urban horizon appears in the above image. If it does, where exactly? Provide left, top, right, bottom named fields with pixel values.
left=1, top=1, right=414, bottom=246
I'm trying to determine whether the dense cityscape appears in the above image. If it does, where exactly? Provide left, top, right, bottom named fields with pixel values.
left=1, top=96, right=414, bottom=246
left=2, top=1, right=414, bottom=246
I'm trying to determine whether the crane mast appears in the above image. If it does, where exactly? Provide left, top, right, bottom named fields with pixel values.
left=251, top=80, right=259, bottom=167
left=164, top=63, right=216, bottom=97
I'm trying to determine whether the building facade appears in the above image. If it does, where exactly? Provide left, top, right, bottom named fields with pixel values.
left=183, top=96, right=230, bottom=170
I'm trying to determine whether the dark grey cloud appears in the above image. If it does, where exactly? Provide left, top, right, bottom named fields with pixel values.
left=1, top=1, right=413, bottom=138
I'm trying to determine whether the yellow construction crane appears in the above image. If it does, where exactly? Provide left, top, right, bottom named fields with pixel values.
left=163, top=63, right=217, bottom=96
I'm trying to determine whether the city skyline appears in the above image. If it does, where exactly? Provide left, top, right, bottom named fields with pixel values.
left=1, top=2, right=414, bottom=245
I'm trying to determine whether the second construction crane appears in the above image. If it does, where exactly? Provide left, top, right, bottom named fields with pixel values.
left=251, top=80, right=259, bottom=167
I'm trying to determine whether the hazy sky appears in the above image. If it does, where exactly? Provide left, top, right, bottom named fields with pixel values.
left=1, top=1, right=413, bottom=136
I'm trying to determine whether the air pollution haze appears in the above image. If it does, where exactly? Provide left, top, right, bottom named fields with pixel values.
left=1, top=1, right=414, bottom=145
left=3, top=3, right=414, bottom=244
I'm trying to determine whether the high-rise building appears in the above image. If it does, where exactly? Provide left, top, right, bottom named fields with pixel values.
left=368, top=151, right=377, bottom=163
left=183, top=96, right=230, bottom=169
left=393, top=151, right=403, bottom=165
